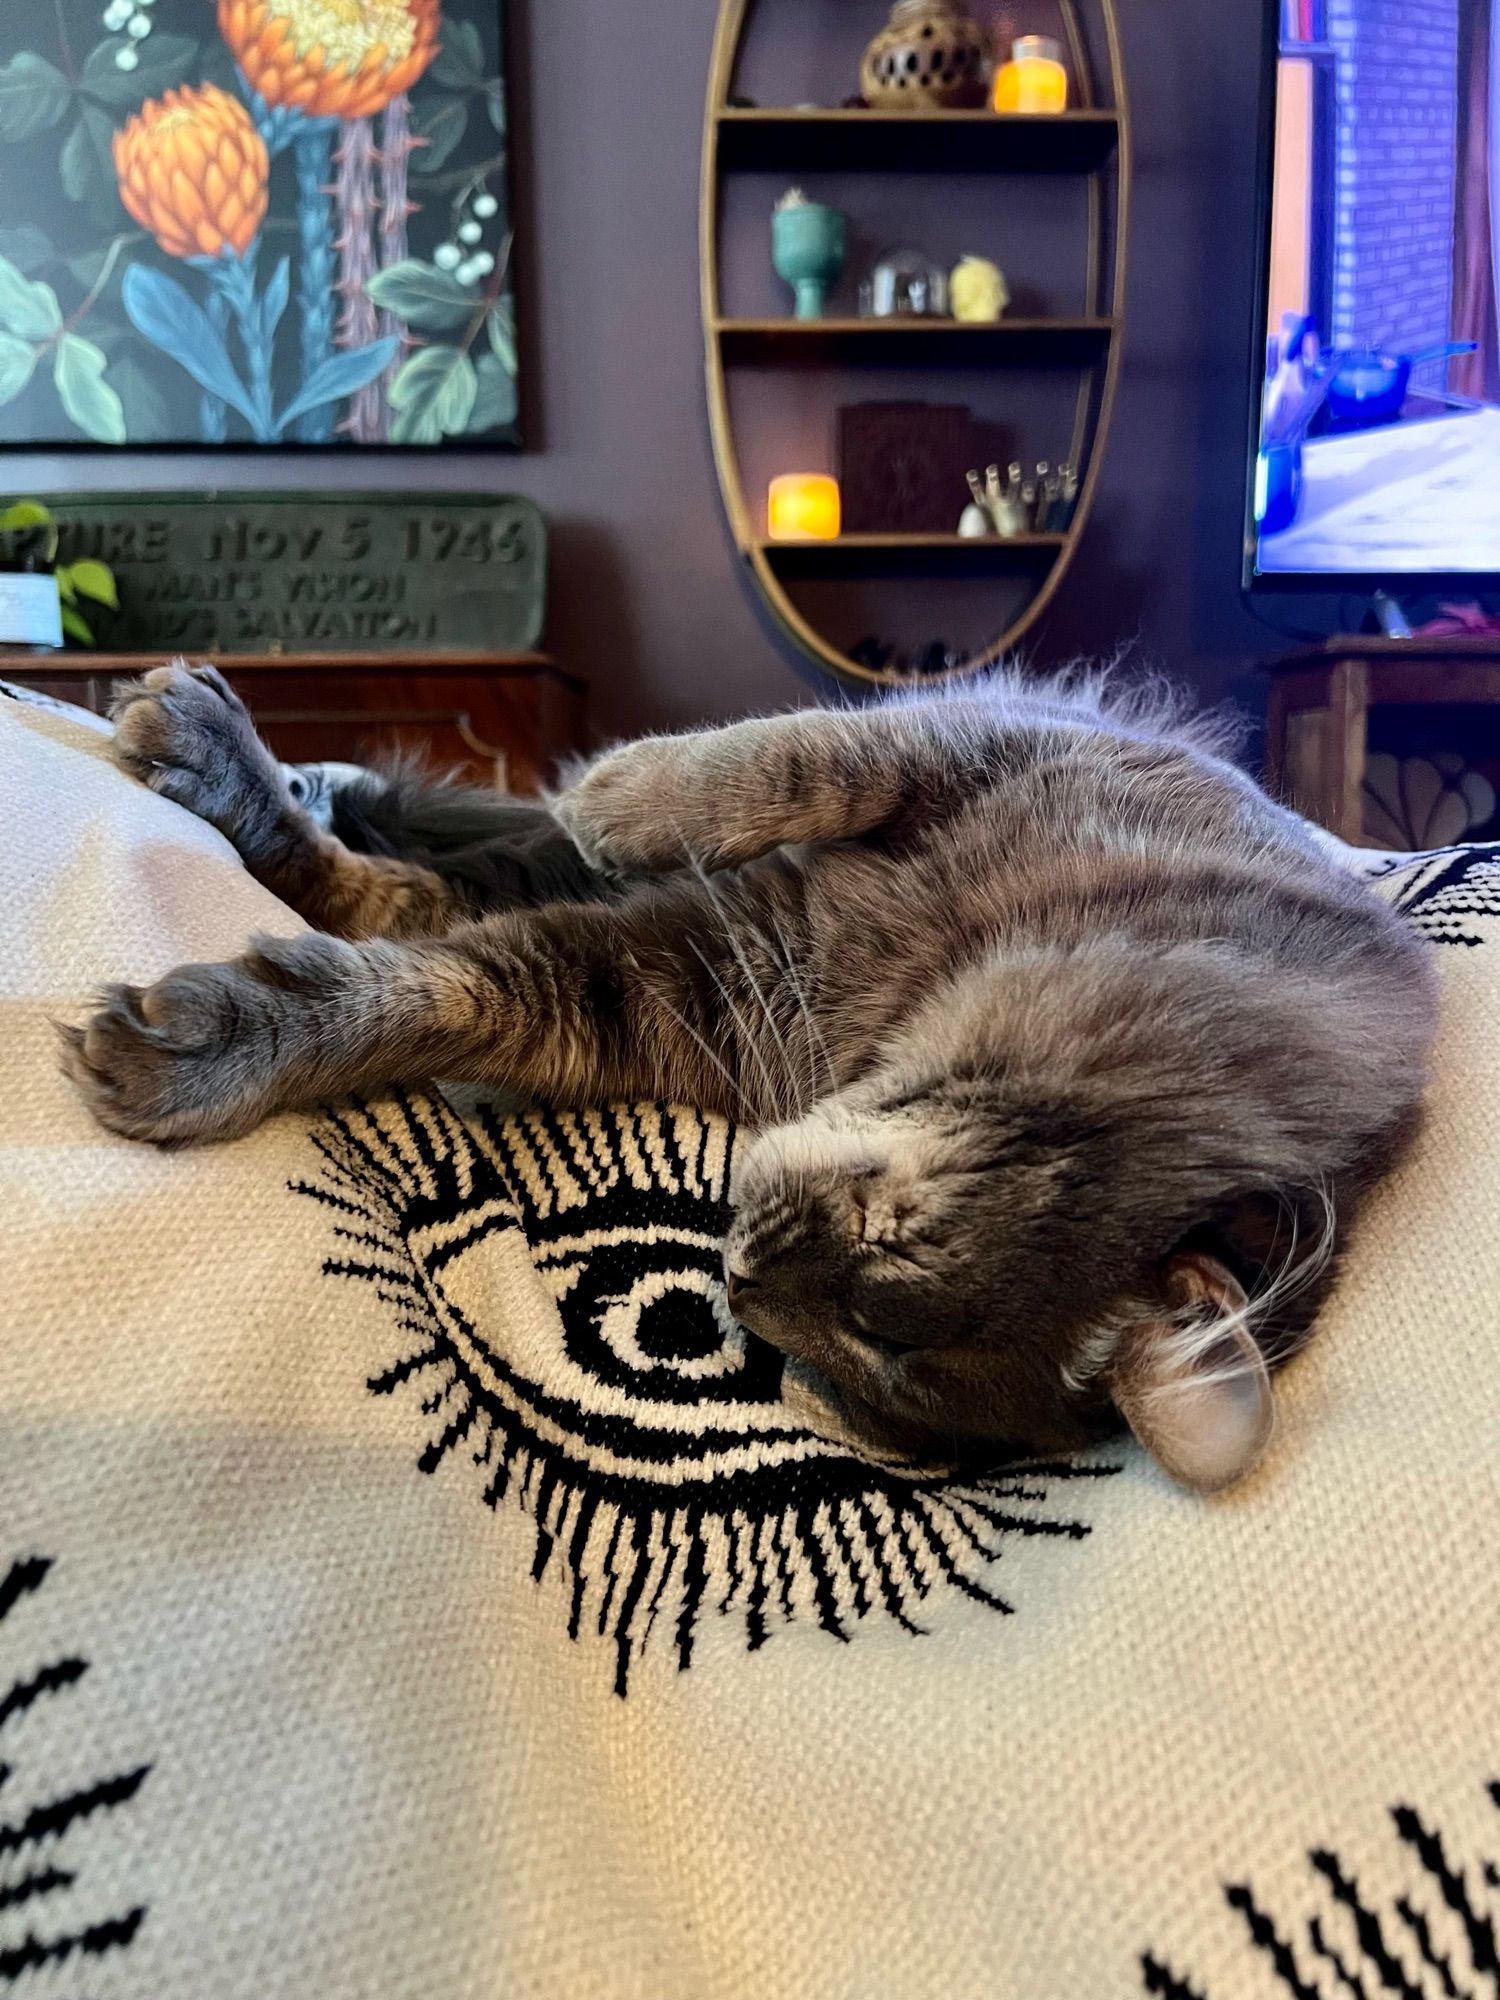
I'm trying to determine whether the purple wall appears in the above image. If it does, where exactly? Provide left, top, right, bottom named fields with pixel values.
left=7, top=0, right=1285, bottom=743
left=1327, top=0, right=1459, bottom=356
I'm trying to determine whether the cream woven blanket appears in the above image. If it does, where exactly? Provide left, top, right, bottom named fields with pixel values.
left=2, top=682, right=1497, bottom=1999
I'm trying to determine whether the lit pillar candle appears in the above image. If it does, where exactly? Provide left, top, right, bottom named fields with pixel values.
left=992, top=36, right=1069, bottom=113
left=767, top=474, right=841, bottom=540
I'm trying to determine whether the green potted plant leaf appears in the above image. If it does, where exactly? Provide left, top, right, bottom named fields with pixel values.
left=0, top=500, right=119, bottom=650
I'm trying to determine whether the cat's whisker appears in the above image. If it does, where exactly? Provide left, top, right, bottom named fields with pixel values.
left=642, top=972, right=745, bottom=1113
left=1155, top=1177, right=1339, bottom=1389
left=765, top=906, right=834, bottom=1105
left=1252, top=1176, right=1337, bottom=1364
left=651, top=806, right=794, bottom=1124
left=686, top=857, right=803, bottom=1122
left=684, top=937, right=787, bottom=1126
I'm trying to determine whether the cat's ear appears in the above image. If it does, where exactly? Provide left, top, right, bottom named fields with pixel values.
left=1109, top=1253, right=1274, bottom=1495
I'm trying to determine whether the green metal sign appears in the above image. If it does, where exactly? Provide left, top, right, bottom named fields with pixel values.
left=47, top=492, right=547, bottom=655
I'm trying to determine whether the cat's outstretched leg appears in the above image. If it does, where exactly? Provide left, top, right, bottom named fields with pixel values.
left=110, top=663, right=464, bottom=939
left=61, top=882, right=764, bottom=1146
left=554, top=700, right=1000, bottom=872
left=294, top=760, right=616, bottom=911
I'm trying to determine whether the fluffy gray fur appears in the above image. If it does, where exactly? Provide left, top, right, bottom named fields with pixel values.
left=61, top=662, right=1438, bottom=1491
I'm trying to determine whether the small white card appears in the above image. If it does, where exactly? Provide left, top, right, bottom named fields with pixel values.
left=0, top=575, right=63, bottom=649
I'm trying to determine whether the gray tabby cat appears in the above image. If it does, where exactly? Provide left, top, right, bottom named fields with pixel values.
left=63, top=662, right=1437, bottom=1492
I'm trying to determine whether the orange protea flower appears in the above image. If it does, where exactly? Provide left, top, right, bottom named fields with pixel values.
left=113, top=85, right=270, bottom=260
left=218, top=0, right=442, bottom=120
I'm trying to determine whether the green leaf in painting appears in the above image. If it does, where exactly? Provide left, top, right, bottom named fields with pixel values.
left=53, top=334, right=128, bottom=445
left=0, top=53, right=71, bottom=143
left=0, top=332, right=39, bottom=407
left=486, top=84, right=507, bottom=135
left=431, top=18, right=485, bottom=87
left=486, top=300, right=517, bottom=375
left=62, top=104, right=124, bottom=206
left=469, top=350, right=518, bottom=435
left=64, top=559, right=120, bottom=609
left=366, top=259, right=474, bottom=332
left=0, top=226, right=53, bottom=277
left=388, top=346, right=478, bottom=444
left=61, top=120, right=96, bottom=204
left=0, top=257, right=62, bottom=343
left=411, top=97, right=469, bottom=172
left=106, top=352, right=170, bottom=437
left=81, top=33, right=198, bottom=107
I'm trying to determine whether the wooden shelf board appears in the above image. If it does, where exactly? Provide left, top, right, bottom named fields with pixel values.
left=716, top=316, right=1115, bottom=366
left=715, top=107, right=1120, bottom=173
left=6, top=648, right=580, bottom=689
left=759, top=533, right=1066, bottom=577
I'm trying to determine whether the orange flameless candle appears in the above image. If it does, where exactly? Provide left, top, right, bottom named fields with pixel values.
left=768, top=474, right=841, bottom=540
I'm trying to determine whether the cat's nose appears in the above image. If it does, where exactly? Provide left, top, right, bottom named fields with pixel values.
left=725, top=1270, right=758, bottom=1313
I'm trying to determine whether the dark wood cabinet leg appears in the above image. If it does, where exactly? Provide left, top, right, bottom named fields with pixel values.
left=1324, top=655, right=1369, bottom=844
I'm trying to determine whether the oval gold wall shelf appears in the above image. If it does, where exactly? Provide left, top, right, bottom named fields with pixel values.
left=701, top=1, right=1130, bottom=688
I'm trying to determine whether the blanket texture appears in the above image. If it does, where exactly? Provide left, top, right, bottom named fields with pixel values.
left=2, top=682, right=1498, bottom=1999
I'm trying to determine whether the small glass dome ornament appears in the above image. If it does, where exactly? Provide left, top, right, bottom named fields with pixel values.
left=866, top=247, right=949, bottom=319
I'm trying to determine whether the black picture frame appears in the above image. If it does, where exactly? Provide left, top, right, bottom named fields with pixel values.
left=0, top=0, right=521, bottom=452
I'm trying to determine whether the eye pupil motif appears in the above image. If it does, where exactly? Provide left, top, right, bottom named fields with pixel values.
left=303, top=1094, right=1121, bottom=1696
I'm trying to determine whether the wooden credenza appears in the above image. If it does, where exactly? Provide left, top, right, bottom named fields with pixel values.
left=1264, top=635, right=1500, bottom=843
left=2, top=649, right=583, bottom=795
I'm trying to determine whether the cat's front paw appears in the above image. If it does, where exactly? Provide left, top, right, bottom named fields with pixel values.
left=554, top=738, right=713, bottom=871
left=110, top=662, right=291, bottom=859
left=59, top=958, right=282, bottom=1145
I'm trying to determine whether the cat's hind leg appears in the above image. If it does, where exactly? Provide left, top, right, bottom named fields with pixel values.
left=110, top=663, right=463, bottom=939
left=309, top=760, right=617, bottom=911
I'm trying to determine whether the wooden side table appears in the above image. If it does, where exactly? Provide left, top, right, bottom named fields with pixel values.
left=1, top=649, right=583, bottom=795
left=1264, top=636, right=1500, bottom=843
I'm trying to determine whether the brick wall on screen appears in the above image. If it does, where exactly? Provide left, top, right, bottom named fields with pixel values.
left=1326, top=0, right=1459, bottom=357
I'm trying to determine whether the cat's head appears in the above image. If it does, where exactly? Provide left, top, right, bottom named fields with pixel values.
left=724, top=940, right=1428, bottom=1492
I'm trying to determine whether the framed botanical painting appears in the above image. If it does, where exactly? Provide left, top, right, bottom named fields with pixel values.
left=0, top=2, right=519, bottom=449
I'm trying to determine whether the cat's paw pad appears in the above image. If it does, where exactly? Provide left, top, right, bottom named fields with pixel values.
left=59, top=961, right=275, bottom=1146
left=110, top=662, right=288, bottom=846
left=554, top=739, right=705, bottom=870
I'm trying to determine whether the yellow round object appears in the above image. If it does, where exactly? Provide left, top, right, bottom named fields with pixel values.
left=768, top=474, right=841, bottom=541
left=949, top=256, right=1010, bottom=323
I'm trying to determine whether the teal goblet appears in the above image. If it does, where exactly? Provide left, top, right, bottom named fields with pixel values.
left=772, top=202, right=847, bottom=321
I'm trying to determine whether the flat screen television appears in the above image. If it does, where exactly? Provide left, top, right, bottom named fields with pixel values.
left=1245, top=0, right=1500, bottom=593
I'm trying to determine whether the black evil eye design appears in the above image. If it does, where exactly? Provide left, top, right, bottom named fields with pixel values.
left=298, top=1093, right=1120, bottom=1696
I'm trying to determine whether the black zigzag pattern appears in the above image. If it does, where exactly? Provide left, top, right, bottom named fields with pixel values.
left=1142, top=1776, right=1500, bottom=1997
left=0, top=1556, right=150, bottom=1984
left=1380, top=846, right=1500, bottom=948
left=295, top=1091, right=1122, bottom=1696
